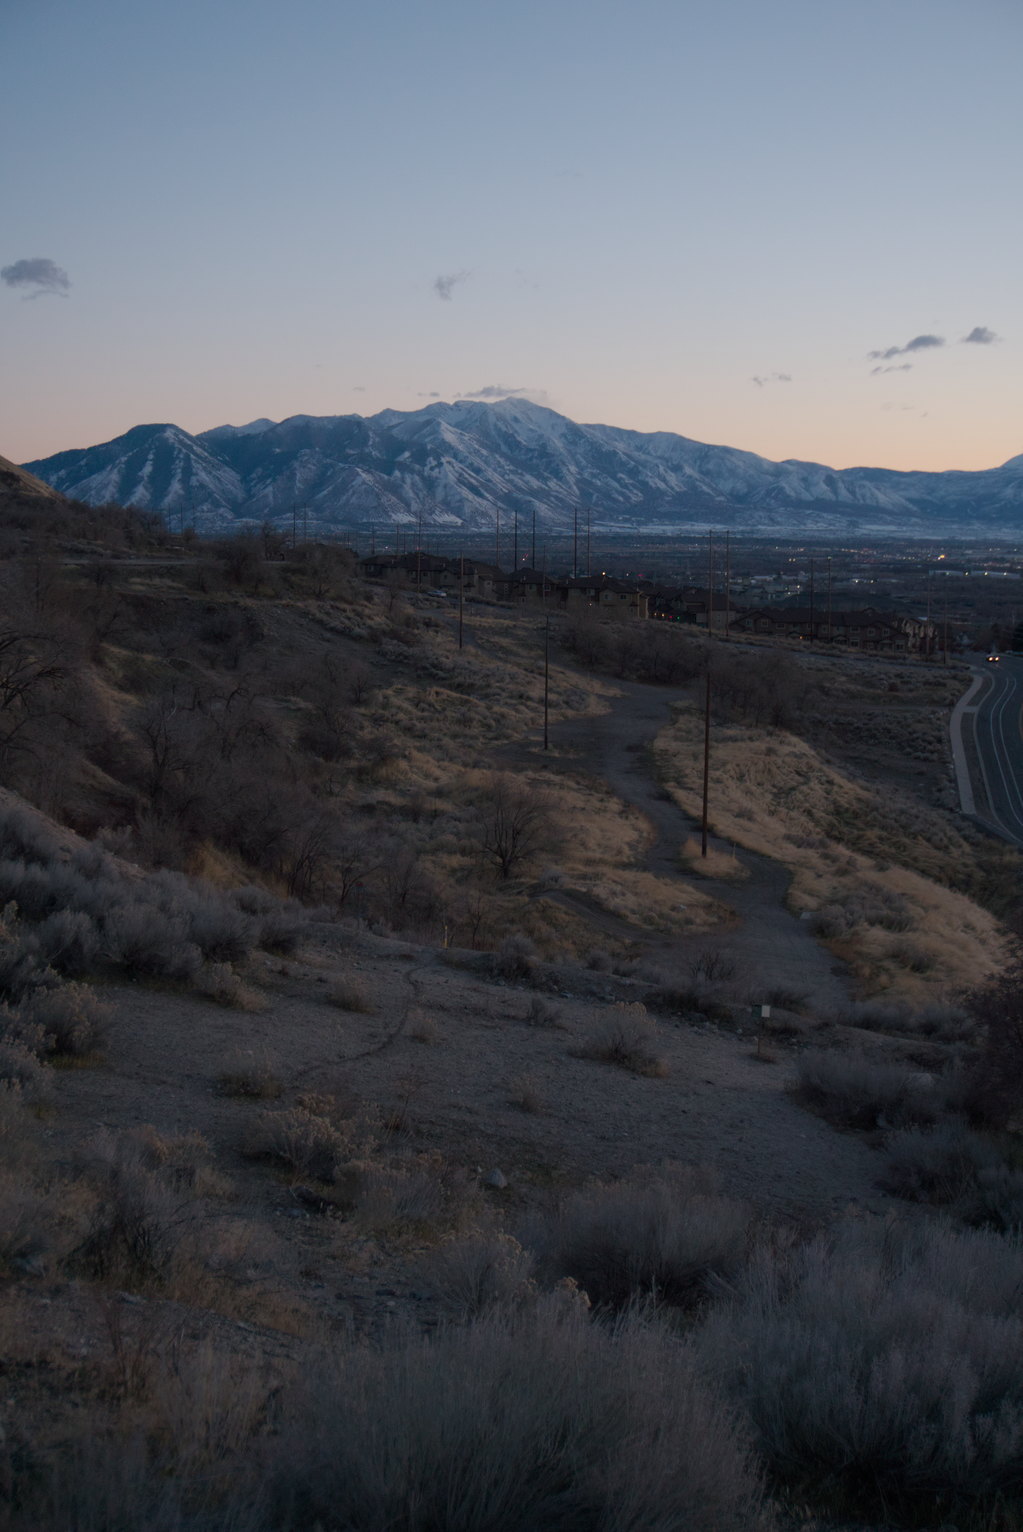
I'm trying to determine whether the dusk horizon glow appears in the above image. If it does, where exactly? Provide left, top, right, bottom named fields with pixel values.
left=3, top=0, right=1020, bottom=478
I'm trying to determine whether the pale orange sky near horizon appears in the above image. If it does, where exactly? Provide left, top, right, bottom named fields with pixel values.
left=2, top=0, right=1020, bottom=479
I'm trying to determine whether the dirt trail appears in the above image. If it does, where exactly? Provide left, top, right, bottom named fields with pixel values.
left=522, top=678, right=852, bottom=1015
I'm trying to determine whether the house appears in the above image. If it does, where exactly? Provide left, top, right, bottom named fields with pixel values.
left=730, top=605, right=936, bottom=653
left=556, top=575, right=649, bottom=620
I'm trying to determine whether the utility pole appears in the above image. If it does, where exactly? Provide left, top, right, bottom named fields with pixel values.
left=531, top=506, right=536, bottom=570
left=701, top=667, right=711, bottom=858
left=495, top=505, right=500, bottom=572
left=543, top=615, right=550, bottom=751
left=808, top=556, right=815, bottom=642
left=303, top=503, right=308, bottom=544
left=585, top=507, right=591, bottom=577
left=513, top=510, right=518, bottom=572
left=292, top=504, right=298, bottom=550
left=724, top=530, right=731, bottom=641
left=458, top=553, right=464, bottom=650
left=706, top=530, right=714, bottom=636
left=826, top=556, right=833, bottom=645
left=572, top=506, right=578, bottom=579
left=942, top=588, right=949, bottom=665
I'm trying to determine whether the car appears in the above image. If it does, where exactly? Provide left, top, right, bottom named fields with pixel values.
left=987, top=650, right=1001, bottom=662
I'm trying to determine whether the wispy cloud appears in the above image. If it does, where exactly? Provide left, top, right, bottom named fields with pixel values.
left=751, top=372, right=792, bottom=387
left=433, top=270, right=469, bottom=301
left=962, top=325, right=1000, bottom=345
left=870, top=362, right=914, bottom=375
left=867, top=333, right=944, bottom=361
left=1, top=256, right=71, bottom=298
left=458, top=384, right=551, bottom=405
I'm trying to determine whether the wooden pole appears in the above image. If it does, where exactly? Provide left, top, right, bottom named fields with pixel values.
left=543, top=615, right=550, bottom=751
left=724, top=530, right=731, bottom=641
left=707, top=530, right=714, bottom=634
left=701, top=667, right=711, bottom=857
left=826, top=555, right=832, bottom=644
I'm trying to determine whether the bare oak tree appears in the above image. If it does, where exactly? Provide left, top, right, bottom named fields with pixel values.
left=471, top=773, right=561, bottom=880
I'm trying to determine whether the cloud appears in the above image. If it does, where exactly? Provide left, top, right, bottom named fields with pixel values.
left=458, top=384, right=551, bottom=405
left=433, top=270, right=469, bottom=301
left=867, top=333, right=945, bottom=361
left=870, top=363, right=914, bottom=375
left=751, top=372, right=792, bottom=387
left=1, top=256, right=71, bottom=298
left=962, top=326, right=1000, bottom=345
left=352, top=385, right=366, bottom=392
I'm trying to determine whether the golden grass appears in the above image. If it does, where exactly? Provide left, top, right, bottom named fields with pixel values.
left=679, top=836, right=751, bottom=882
left=655, top=709, right=1005, bottom=999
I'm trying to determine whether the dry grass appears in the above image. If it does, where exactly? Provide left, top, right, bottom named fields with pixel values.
left=680, top=835, right=751, bottom=881
left=656, top=711, right=1004, bottom=999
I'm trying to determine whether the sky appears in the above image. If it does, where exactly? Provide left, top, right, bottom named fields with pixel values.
left=2, top=0, right=1020, bottom=473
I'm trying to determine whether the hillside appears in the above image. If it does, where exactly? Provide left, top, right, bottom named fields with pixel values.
left=2, top=521, right=1022, bottom=1530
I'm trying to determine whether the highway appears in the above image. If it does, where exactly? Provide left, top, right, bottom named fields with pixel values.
left=951, top=656, right=1023, bottom=846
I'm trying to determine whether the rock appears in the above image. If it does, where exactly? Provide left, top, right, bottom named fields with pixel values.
left=484, top=1168, right=508, bottom=1189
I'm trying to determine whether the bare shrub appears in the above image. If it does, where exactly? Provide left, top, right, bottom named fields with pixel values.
left=879, top=1121, right=1001, bottom=1204
left=794, top=1047, right=952, bottom=1130
left=841, top=999, right=975, bottom=1045
left=244, top=1104, right=355, bottom=1182
left=214, top=1048, right=282, bottom=1100
left=688, top=947, right=737, bottom=983
left=524, top=995, right=559, bottom=1027
left=195, top=962, right=266, bottom=1011
left=532, top=1165, right=749, bottom=1310
left=33, top=908, right=100, bottom=976
left=509, top=1072, right=545, bottom=1112
left=102, top=902, right=202, bottom=982
left=340, top=1154, right=476, bottom=1234
left=274, top=1299, right=767, bottom=1532
left=0, top=1040, right=52, bottom=1103
left=419, top=1229, right=536, bottom=1317
left=699, top=1219, right=1023, bottom=1523
left=962, top=958, right=1023, bottom=1127
left=21, top=981, right=110, bottom=1057
left=0, top=901, right=53, bottom=1001
left=968, top=1162, right=1023, bottom=1233
left=492, top=932, right=538, bottom=981
left=326, top=976, right=373, bottom=1012
left=646, top=981, right=731, bottom=1023
left=73, top=1133, right=197, bottom=1287
left=577, top=1003, right=668, bottom=1077
left=762, top=985, right=809, bottom=1014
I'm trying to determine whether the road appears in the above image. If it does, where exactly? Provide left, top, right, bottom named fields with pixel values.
left=951, top=656, right=1023, bottom=845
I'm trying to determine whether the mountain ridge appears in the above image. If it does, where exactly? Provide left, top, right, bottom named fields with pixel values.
left=21, top=399, right=1023, bottom=537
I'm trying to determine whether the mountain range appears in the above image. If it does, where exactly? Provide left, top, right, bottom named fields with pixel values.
left=22, top=399, right=1023, bottom=537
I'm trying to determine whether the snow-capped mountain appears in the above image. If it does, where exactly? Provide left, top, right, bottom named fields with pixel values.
left=22, top=399, right=1023, bottom=536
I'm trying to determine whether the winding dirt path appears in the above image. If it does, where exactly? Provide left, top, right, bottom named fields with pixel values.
left=520, top=678, right=853, bottom=1016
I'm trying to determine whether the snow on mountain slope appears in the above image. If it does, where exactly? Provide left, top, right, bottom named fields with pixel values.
left=23, top=401, right=1023, bottom=535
